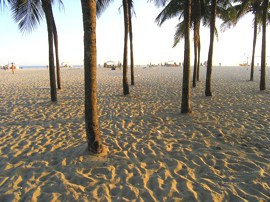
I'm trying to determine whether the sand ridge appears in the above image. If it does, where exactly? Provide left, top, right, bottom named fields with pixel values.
left=0, top=66, right=269, bottom=201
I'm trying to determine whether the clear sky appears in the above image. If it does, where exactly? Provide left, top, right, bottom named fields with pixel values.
left=0, top=1, right=269, bottom=67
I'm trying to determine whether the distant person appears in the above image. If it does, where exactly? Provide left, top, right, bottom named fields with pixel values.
left=11, top=63, right=15, bottom=74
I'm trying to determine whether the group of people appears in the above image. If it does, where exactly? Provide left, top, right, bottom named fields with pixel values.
left=1, top=63, right=16, bottom=74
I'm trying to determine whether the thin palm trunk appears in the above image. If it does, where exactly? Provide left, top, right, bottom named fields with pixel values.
left=196, top=0, right=201, bottom=82
left=128, top=1, right=135, bottom=86
left=205, top=0, right=216, bottom=97
left=81, top=0, right=103, bottom=153
left=260, top=0, right=268, bottom=91
left=181, top=0, right=191, bottom=113
left=192, top=0, right=201, bottom=87
left=192, top=30, right=198, bottom=88
left=42, top=0, right=57, bottom=102
left=123, top=0, right=130, bottom=95
left=250, top=15, right=258, bottom=81
left=53, top=19, right=61, bottom=89
left=197, top=35, right=201, bottom=81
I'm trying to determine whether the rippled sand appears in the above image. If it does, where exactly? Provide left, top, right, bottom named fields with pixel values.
left=0, top=66, right=269, bottom=201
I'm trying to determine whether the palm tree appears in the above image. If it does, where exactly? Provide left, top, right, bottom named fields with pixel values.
left=9, top=0, right=62, bottom=101
left=42, top=0, right=57, bottom=101
left=97, top=0, right=134, bottom=93
left=260, top=0, right=268, bottom=90
left=122, top=0, right=130, bottom=95
left=44, top=0, right=62, bottom=90
left=150, top=0, right=192, bottom=112
left=229, top=0, right=263, bottom=81
left=181, top=0, right=191, bottom=113
left=250, top=6, right=259, bottom=81
left=53, top=19, right=61, bottom=89
left=192, top=0, right=201, bottom=87
left=205, top=0, right=216, bottom=97
left=80, top=0, right=103, bottom=154
left=128, top=0, right=135, bottom=85
left=154, top=0, right=206, bottom=87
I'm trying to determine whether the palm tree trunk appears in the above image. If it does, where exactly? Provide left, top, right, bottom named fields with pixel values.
left=42, top=0, right=57, bottom=102
left=250, top=15, right=257, bottom=81
left=260, top=0, right=268, bottom=91
left=192, top=0, right=201, bottom=87
left=80, top=0, right=103, bottom=153
left=123, top=0, right=130, bottom=95
left=181, top=0, right=191, bottom=114
left=196, top=0, right=201, bottom=82
left=197, top=36, right=201, bottom=81
left=53, top=18, right=61, bottom=89
left=128, top=0, right=135, bottom=86
left=205, top=0, right=216, bottom=97
left=192, top=29, right=198, bottom=88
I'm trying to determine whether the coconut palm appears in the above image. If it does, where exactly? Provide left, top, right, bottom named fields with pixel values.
left=42, top=0, right=57, bottom=101
left=150, top=0, right=192, bottom=113
left=9, top=0, right=62, bottom=100
left=53, top=19, right=61, bottom=89
left=154, top=0, right=213, bottom=87
left=192, top=0, right=201, bottom=87
left=205, top=0, right=234, bottom=96
left=129, top=0, right=135, bottom=85
left=122, top=0, right=129, bottom=94
left=97, top=0, right=135, bottom=90
left=238, top=1, right=264, bottom=82
left=155, top=0, right=235, bottom=91
left=80, top=0, right=103, bottom=154
left=225, top=0, right=268, bottom=81
left=181, top=0, right=191, bottom=113
left=260, top=0, right=268, bottom=90
left=205, top=0, right=216, bottom=96
left=155, top=0, right=201, bottom=87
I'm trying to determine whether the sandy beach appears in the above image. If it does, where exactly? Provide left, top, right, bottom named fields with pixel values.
left=0, top=66, right=269, bottom=201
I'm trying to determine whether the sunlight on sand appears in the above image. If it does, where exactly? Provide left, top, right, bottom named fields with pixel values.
left=0, top=66, right=269, bottom=201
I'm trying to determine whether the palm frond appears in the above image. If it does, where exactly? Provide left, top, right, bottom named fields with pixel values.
left=0, top=0, right=10, bottom=12
left=9, top=0, right=44, bottom=34
left=96, top=0, right=114, bottom=18
left=51, top=0, right=64, bottom=12
left=214, top=25, right=219, bottom=41
left=155, top=0, right=183, bottom=26
left=219, top=4, right=238, bottom=32
left=148, top=0, right=168, bottom=8
left=129, top=0, right=136, bottom=18
left=173, top=21, right=184, bottom=47
left=235, top=0, right=253, bottom=18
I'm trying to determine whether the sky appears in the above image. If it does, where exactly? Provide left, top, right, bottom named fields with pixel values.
left=0, top=1, right=269, bottom=67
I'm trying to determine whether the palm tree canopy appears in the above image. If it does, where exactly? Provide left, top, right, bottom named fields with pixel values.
left=154, top=0, right=228, bottom=47
left=8, top=0, right=63, bottom=33
left=9, top=0, right=44, bottom=33
left=155, top=0, right=184, bottom=26
left=221, top=0, right=270, bottom=31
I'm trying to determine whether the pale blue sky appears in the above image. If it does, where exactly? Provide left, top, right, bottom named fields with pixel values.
left=0, top=1, right=269, bottom=66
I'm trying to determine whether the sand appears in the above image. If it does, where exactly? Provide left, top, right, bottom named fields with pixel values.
left=0, top=66, right=269, bottom=201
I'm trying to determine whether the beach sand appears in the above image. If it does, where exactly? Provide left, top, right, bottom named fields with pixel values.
left=0, top=66, right=269, bottom=201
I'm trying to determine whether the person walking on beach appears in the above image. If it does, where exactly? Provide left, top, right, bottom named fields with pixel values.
left=11, top=63, right=15, bottom=74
